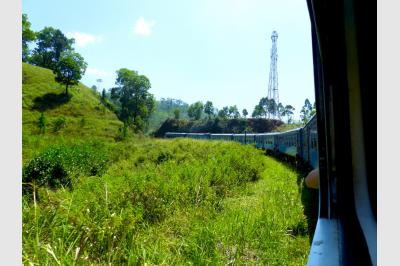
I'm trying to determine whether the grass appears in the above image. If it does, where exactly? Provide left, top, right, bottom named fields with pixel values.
left=22, top=63, right=123, bottom=163
left=22, top=139, right=315, bottom=265
left=22, top=63, right=316, bottom=265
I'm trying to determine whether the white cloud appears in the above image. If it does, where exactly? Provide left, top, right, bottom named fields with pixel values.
left=66, top=32, right=103, bottom=47
left=86, top=67, right=113, bottom=78
left=133, top=17, right=155, bottom=37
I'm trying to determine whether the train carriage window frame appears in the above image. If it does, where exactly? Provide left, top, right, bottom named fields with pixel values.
left=305, top=0, right=376, bottom=264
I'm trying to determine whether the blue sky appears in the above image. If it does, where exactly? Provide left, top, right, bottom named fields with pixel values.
left=23, top=0, right=315, bottom=120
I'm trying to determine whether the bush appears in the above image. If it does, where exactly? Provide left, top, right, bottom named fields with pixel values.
left=53, top=116, right=67, bottom=132
left=115, top=123, right=129, bottom=141
left=37, top=113, right=46, bottom=134
left=23, top=144, right=109, bottom=193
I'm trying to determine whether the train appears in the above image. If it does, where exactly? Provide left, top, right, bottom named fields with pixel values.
left=165, top=115, right=318, bottom=169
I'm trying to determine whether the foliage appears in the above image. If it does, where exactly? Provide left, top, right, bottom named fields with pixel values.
left=188, top=101, right=204, bottom=120
left=228, top=105, right=240, bottom=119
left=154, top=117, right=283, bottom=137
left=283, top=105, right=296, bottom=124
left=22, top=63, right=123, bottom=162
left=242, top=108, right=248, bottom=118
left=111, top=68, right=156, bottom=132
left=252, top=104, right=265, bottom=118
left=204, top=101, right=215, bottom=118
left=300, top=99, right=315, bottom=124
left=53, top=50, right=87, bottom=95
left=146, top=98, right=189, bottom=133
left=29, top=27, right=74, bottom=70
left=23, top=143, right=108, bottom=191
left=37, top=113, right=46, bottom=134
left=52, top=116, right=67, bottom=132
left=173, top=108, right=180, bottom=119
left=22, top=14, right=36, bottom=62
left=218, top=106, right=229, bottom=119
left=115, top=123, right=129, bottom=141
left=22, top=138, right=313, bottom=265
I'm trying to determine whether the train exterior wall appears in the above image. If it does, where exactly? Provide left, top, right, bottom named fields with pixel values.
left=164, top=115, right=318, bottom=169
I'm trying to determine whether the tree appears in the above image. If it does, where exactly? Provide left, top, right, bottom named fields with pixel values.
left=228, top=105, right=240, bottom=119
left=204, top=101, right=214, bottom=119
left=30, top=27, right=74, bottom=70
left=218, top=106, right=229, bottom=119
left=252, top=104, right=264, bottom=118
left=284, top=105, right=295, bottom=124
left=277, top=103, right=285, bottom=120
left=267, top=99, right=277, bottom=118
left=242, top=109, right=248, bottom=118
left=173, top=108, right=181, bottom=119
left=37, top=113, right=46, bottom=134
left=111, top=68, right=156, bottom=132
left=22, top=14, right=36, bottom=62
left=53, top=50, right=87, bottom=95
left=310, top=102, right=317, bottom=117
left=101, top=89, right=106, bottom=100
left=300, top=98, right=313, bottom=124
left=91, top=85, right=98, bottom=92
left=188, top=101, right=204, bottom=120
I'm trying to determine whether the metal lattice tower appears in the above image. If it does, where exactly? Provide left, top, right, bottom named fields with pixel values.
left=267, top=31, right=279, bottom=118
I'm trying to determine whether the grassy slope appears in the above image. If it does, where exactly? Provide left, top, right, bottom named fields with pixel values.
left=23, top=139, right=313, bottom=265
left=22, top=63, right=315, bottom=265
left=22, top=63, right=123, bottom=162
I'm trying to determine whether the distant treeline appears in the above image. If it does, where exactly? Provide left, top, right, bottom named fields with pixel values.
left=153, top=117, right=283, bottom=137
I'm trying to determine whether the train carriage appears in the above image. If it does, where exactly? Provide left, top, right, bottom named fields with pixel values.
left=210, top=134, right=233, bottom=141
left=186, top=133, right=210, bottom=140
left=165, top=132, right=187, bottom=138
left=276, top=128, right=301, bottom=157
left=165, top=116, right=317, bottom=167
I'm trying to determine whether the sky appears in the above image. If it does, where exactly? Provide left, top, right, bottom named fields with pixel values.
left=23, top=0, right=315, bottom=120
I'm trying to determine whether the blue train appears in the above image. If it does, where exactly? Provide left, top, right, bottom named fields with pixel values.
left=165, top=115, right=318, bottom=169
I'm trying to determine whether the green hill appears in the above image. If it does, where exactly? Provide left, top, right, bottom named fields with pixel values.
left=22, top=63, right=123, bottom=161
left=22, top=63, right=314, bottom=265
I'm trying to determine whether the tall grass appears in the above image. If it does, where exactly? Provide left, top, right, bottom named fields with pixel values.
left=22, top=62, right=313, bottom=265
left=22, top=138, right=311, bottom=265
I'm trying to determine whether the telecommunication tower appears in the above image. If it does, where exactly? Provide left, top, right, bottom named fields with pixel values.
left=267, top=31, right=279, bottom=118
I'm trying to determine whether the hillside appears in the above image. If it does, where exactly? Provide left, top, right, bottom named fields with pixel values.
left=22, top=63, right=123, bottom=161
left=146, top=98, right=189, bottom=134
left=22, top=63, right=314, bottom=265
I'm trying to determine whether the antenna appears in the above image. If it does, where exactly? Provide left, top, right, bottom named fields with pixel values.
left=267, top=30, right=279, bottom=118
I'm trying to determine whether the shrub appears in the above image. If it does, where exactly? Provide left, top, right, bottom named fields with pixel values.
left=23, top=144, right=109, bottom=193
left=115, top=123, right=129, bottom=141
left=37, top=113, right=46, bottom=134
left=53, top=116, right=67, bottom=132
left=79, top=117, right=86, bottom=128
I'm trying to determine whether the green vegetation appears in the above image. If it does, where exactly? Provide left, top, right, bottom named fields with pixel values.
left=154, top=117, right=283, bottom=137
left=53, top=50, right=87, bottom=95
left=23, top=138, right=314, bottom=265
left=22, top=14, right=36, bottom=62
left=29, top=26, right=75, bottom=71
left=300, top=99, right=316, bottom=124
left=273, top=123, right=303, bottom=132
left=22, top=63, right=123, bottom=162
left=146, top=98, right=189, bottom=133
left=110, top=68, right=156, bottom=132
left=22, top=39, right=315, bottom=266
